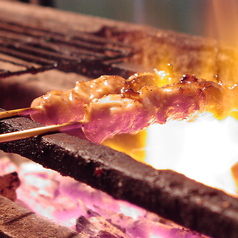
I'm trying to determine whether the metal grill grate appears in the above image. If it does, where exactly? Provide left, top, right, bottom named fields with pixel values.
left=0, top=18, right=135, bottom=78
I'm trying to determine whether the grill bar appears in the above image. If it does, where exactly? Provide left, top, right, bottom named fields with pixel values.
left=0, top=18, right=135, bottom=78
left=0, top=64, right=57, bottom=79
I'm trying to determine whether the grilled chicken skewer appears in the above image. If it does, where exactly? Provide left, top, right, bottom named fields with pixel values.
left=30, top=71, right=171, bottom=125
left=82, top=75, right=227, bottom=142
left=0, top=71, right=236, bottom=143
left=0, top=71, right=167, bottom=142
left=0, top=72, right=163, bottom=120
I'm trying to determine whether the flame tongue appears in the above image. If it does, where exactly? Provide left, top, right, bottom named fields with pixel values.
left=145, top=114, right=238, bottom=193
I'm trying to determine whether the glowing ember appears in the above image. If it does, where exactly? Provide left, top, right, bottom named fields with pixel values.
left=0, top=155, right=208, bottom=238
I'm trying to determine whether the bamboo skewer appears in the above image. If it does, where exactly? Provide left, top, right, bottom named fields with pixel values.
left=0, top=107, right=87, bottom=143
left=0, top=107, right=40, bottom=119
left=0, top=121, right=84, bottom=143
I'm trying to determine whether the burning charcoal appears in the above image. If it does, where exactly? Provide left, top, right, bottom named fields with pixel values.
left=0, top=195, right=82, bottom=238
left=76, top=216, right=95, bottom=236
left=77, top=212, right=207, bottom=238
left=14, top=163, right=206, bottom=238
left=0, top=172, right=20, bottom=201
left=1, top=114, right=238, bottom=238
left=76, top=215, right=129, bottom=238
left=168, top=228, right=208, bottom=238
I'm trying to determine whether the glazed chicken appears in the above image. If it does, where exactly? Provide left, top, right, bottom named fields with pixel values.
left=30, top=72, right=237, bottom=143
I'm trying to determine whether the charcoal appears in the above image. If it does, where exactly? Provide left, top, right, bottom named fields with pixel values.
left=0, top=114, right=238, bottom=238
left=0, top=172, right=20, bottom=201
left=76, top=216, right=128, bottom=238
left=0, top=195, right=82, bottom=238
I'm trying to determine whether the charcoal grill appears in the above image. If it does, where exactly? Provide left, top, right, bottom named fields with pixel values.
left=0, top=1, right=238, bottom=238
